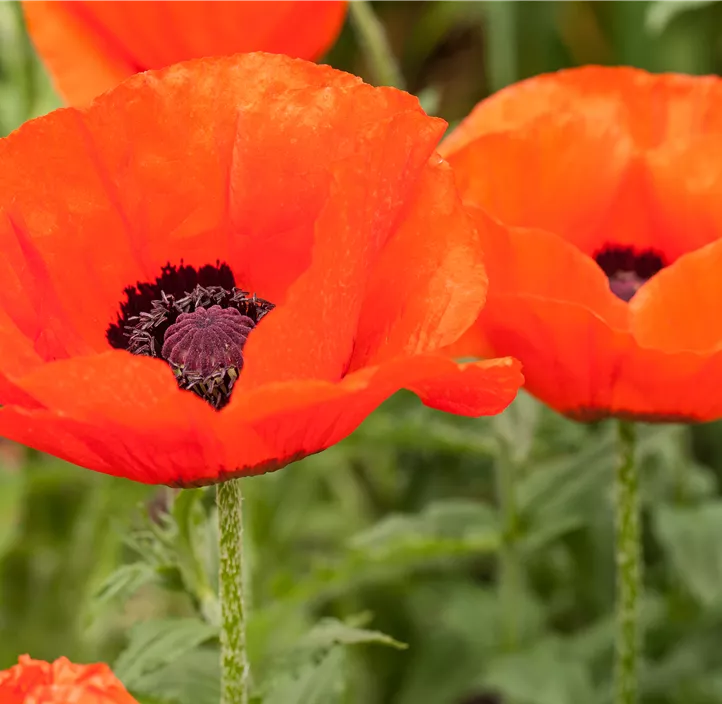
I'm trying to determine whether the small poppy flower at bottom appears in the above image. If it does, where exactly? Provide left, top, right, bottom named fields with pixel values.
left=0, top=655, right=138, bottom=704
left=0, top=53, right=522, bottom=487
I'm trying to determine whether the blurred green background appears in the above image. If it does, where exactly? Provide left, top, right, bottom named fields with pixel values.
left=4, top=2, right=722, bottom=703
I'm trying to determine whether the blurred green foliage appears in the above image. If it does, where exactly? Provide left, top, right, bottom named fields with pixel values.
left=4, top=1, right=722, bottom=703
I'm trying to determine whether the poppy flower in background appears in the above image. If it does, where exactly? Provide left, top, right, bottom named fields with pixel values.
left=0, top=655, right=138, bottom=704
left=0, top=53, right=522, bottom=487
left=441, top=66, right=722, bottom=422
left=22, top=0, right=347, bottom=105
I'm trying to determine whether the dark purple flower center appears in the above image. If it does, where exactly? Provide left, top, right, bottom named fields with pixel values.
left=593, top=245, right=666, bottom=302
left=107, top=262, right=273, bottom=409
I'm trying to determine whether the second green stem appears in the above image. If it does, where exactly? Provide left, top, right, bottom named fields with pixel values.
left=497, top=443, right=520, bottom=652
left=615, top=420, right=641, bottom=704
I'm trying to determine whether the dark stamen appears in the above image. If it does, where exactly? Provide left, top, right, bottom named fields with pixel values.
left=107, top=262, right=273, bottom=409
left=593, top=245, right=666, bottom=302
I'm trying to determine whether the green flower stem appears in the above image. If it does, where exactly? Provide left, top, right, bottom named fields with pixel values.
left=349, top=0, right=406, bottom=89
left=218, top=479, right=250, bottom=704
left=615, top=420, right=640, bottom=704
left=496, top=442, right=520, bottom=652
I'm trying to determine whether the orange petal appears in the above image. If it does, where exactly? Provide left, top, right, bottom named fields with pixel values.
left=24, top=1, right=348, bottom=105
left=440, top=66, right=722, bottom=155
left=0, top=54, right=440, bottom=373
left=443, top=114, right=634, bottom=254
left=220, top=354, right=523, bottom=480
left=348, top=156, right=486, bottom=371
left=479, top=294, right=722, bottom=422
left=0, top=352, right=236, bottom=484
left=442, top=67, right=722, bottom=257
left=631, top=237, right=722, bottom=353
left=0, top=352, right=521, bottom=486
left=0, top=655, right=139, bottom=704
left=236, top=111, right=446, bottom=387
left=645, top=134, right=722, bottom=260
left=466, top=207, right=628, bottom=328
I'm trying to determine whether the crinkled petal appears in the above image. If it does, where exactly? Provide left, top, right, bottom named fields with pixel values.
left=0, top=352, right=236, bottom=484
left=480, top=294, right=722, bottom=422
left=348, top=156, right=486, bottom=371
left=218, top=354, right=522, bottom=483
left=631, top=237, right=722, bottom=354
left=466, top=206, right=628, bottom=326
left=0, top=54, right=441, bottom=382
left=441, top=66, right=722, bottom=154
left=0, top=655, right=138, bottom=704
left=443, top=114, right=634, bottom=254
left=0, top=352, right=521, bottom=486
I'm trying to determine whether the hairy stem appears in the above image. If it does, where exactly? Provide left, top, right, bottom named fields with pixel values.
left=218, top=479, right=250, bottom=704
left=496, top=443, right=520, bottom=652
left=615, top=420, right=641, bottom=704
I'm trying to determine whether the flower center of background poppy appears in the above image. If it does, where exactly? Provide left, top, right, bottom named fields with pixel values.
left=593, top=245, right=666, bottom=302
left=106, top=262, right=274, bottom=409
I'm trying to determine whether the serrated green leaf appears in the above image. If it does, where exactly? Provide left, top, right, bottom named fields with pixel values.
left=93, top=563, right=158, bottom=608
left=492, top=391, right=541, bottom=465
left=299, top=618, right=407, bottom=652
left=398, top=582, right=544, bottom=704
left=263, top=647, right=346, bottom=704
left=130, top=648, right=220, bottom=704
left=645, top=0, right=717, bottom=34
left=114, top=618, right=218, bottom=687
left=274, top=500, right=500, bottom=604
left=654, top=502, right=722, bottom=607
left=517, top=430, right=614, bottom=523
left=351, top=499, right=498, bottom=549
left=483, top=638, right=595, bottom=704
left=170, top=489, right=218, bottom=618
left=520, top=515, right=585, bottom=555
left=0, top=464, right=24, bottom=559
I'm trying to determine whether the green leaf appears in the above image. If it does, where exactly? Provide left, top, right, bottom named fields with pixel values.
left=263, top=647, right=346, bottom=704
left=274, top=500, right=500, bottom=604
left=483, top=638, right=595, bottom=704
left=130, top=648, right=220, bottom=704
left=645, top=0, right=717, bottom=34
left=298, top=618, right=407, bottom=652
left=520, top=515, right=586, bottom=555
left=170, top=489, right=219, bottom=621
left=654, top=501, right=722, bottom=607
left=93, top=563, right=158, bottom=608
left=397, top=582, right=544, bottom=704
left=517, top=430, right=614, bottom=524
left=351, top=499, right=498, bottom=548
left=492, top=391, right=541, bottom=465
left=114, top=618, right=218, bottom=688
left=262, top=615, right=405, bottom=684
left=0, top=463, right=24, bottom=559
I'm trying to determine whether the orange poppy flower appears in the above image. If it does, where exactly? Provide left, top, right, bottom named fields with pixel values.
left=441, top=66, right=722, bottom=422
left=0, top=655, right=138, bottom=704
left=22, top=0, right=347, bottom=106
left=0, top=53, right=522, bottom=487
